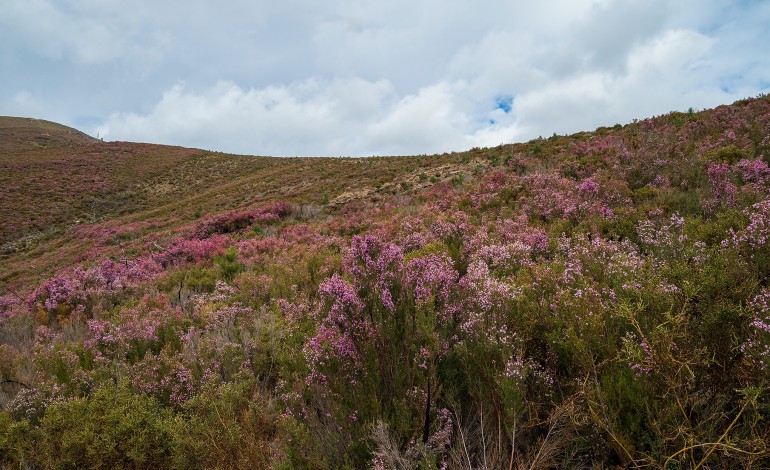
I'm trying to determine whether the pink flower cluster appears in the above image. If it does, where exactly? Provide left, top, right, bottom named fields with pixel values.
left=85, top=294, right=184, bottom=361
left=305, top=275, right=369, bottom=389
left=130, top=349, right=196, bottom=406
left=346, top=235, right=404, bottom=312
left=404, top=253, right=458, bottom=310
left=707, top=162, right=737, bottom=210
left=724, top=198, right=770, bottom=254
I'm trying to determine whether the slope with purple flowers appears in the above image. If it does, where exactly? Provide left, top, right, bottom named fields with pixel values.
left=2, top=96, right=770, bottom=468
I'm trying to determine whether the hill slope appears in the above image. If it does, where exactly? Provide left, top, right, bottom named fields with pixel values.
left=0, top=116, right=98, bottom=151
left=2, top=96, right=770, bottom=468
left=0, top=132, right=487, bottom=290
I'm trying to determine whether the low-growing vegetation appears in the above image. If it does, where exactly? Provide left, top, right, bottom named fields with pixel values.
left=2, top=96, right=770, bottom=467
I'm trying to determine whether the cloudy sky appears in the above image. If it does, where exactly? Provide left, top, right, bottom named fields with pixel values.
left=1, top=0, right=769, bottom=156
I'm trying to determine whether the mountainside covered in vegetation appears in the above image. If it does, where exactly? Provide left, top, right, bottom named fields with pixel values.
left=2, top=96, right=770, bottom=468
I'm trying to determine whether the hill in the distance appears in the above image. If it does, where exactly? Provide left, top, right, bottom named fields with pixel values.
left=0, top=116, right=98, bottom=151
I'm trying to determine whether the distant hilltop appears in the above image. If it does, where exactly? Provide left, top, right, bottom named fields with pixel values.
left=0, top=116, right=98, bottom=151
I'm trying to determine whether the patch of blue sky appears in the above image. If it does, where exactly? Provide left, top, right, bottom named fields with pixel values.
left=495, top=96, right=513, bottom=113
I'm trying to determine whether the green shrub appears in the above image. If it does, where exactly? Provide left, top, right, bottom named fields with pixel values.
left=24, top=383, right=180, bottom=469
left=702, top=145, right=751, bottom=165
left=662, top=189, right=704, bottom=216
left=185, top=266, right=219, bottom=293
left=215, top=247, right=245, bottom=280
left=176, top=380, right=278, bottom=469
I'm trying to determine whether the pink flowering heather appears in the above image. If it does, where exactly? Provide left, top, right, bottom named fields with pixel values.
left=735, top=158, right=770, bottom=197
left=427, top=407, right=454, bottom=452
left=5, top=95, right=770, bottom=469
left=153, top=234, right=229, bottom=266
left=742, top=288, right=770, bottom=369
left=318, top=274, right=365, bottom=320
left=724, top=197, right=770, bottom=258
left=277, top=298, right=316, bottom=325
left=404, top=252, right=458, bottom=312
left=475, top=241, right=532, bottom=272
left=0, top=295, right=22, bottom=324
left=29, top=273, right=84, bottom=312
left=578, top=178, right=600, bottom=198
left=519, top=172, right=578, bottom=221
left=236, top=236, right=290, bottom=263
left=458, top=260, right=520, bottom=340
left=622, top=332, right=653, bottom=376
left=707, top=161, right=737, bottom=210
left=496, top=216, right=550, bottom=256
left=130, top=349, right=196, bottom=406
left=345, top=235, right=403, bottom=312
left=305, top=275, right=369, bottom=389
left=85, top=294, right=184, bottom=362
left=637, top=213, right=687, bottom=261
left=429, top=212, right=470, bottom=241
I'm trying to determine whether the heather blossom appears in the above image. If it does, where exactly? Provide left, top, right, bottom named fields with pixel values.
left=496, top=217, right=550, bottom=256
left=742, top=288, right=770, bottom=369
left=0, top=295, right=22, bottom=324
left=707, top=161, right=737, bottom=210
left=577, top=178, right=600, bottom=197
left=85, top=295, right=184, bottom=362
left=458, top=260, right=520, bottom=340
left=305, top=275, right=369, bottom=389
left=735, top=158, right=770, bottom=189
left=724, top=197, right=770, bottom=256
left=30, top=273, right=83, bottom=312
left=637, top=213, right=687, bottom=260
left=346, top=235, right=403, bottom=312
left=130, top=349, right=196, bottom=406
left=4, top=96, right=770, bottom=468
left=404, top=252, right=458, bottom=310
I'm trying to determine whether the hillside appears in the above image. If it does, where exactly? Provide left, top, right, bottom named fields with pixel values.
left=0, top=117, right=98, bottom=151
left=2, top=95, right=770, bottom=468
left=0, top=133, right=488, bottom=291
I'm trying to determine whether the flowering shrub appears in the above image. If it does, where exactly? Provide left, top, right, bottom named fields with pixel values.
left=707, top=161, right=738, bottom=210
left=743, top=288, right=770, bottom=370
left=191, top=201, right=291, bottom=239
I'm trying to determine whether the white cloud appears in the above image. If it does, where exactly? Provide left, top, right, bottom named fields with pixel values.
left=365, top=82, right=474, bottom=155
left=98, top=79, right=396, bottom=156
left=570, top=0, right=671, bottom=70
left=507, top=28, right=723, bottom=136
left=3, top=0, right=770, bottom=156
left=3, top=90, right=53, bottom=121
left=99, top=79, right=478, bottom=156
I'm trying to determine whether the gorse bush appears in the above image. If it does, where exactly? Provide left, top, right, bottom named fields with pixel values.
left=2, top=96, right=770, bottom=468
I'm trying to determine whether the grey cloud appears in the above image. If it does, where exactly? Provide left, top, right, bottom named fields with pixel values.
left=569, top=0, right=671, bottom=71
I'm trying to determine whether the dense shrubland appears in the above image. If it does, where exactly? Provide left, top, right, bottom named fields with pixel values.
left=2, top=96, right=770, bottom=468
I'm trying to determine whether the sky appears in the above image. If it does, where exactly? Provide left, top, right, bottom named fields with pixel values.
left=1, top=0, right=769, bottom=157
